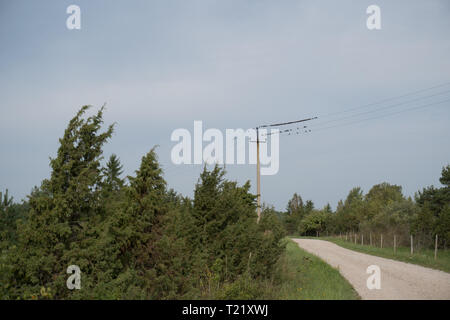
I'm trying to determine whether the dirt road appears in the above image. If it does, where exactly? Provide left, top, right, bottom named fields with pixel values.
left=292, top=238, right=450, bottom=300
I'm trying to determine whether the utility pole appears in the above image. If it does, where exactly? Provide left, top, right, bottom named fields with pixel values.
left=254, top=116, right=317, bottom=224
left=256, top=127, right=261, bottom=223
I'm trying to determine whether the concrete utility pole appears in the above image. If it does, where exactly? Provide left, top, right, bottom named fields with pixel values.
left=254, top=116, right=317, bottom=224
left=256, top=127, right=261, bottom=223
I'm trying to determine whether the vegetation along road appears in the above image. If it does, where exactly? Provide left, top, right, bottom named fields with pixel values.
left=293, top=239, right=450, bottom=300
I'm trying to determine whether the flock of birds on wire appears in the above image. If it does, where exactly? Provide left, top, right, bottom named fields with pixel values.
left=259, top=81, right=450, bottom=140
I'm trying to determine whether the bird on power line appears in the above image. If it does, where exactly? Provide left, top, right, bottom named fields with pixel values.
left=254, top=116, right=318, bottom=223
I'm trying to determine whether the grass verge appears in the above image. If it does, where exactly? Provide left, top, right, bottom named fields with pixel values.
left=319, top=237, right=450, bottom=274
left=272, top=238, right=359, bottom=299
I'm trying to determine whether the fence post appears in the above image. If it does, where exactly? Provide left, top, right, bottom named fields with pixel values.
left=370, top=232, right=372, bottom=246
left=345, top=233, right=348, bottom=241
left=361, top=234, right=364, bottom=245
left=381, top=234, right=383, bottom=249
left=355, top=233, right=357, bottom=244
left=435, top=234, right=438, bottom=260
left=410, top=235, right=413, bottom=255
left=394, top=235, right=396, bottom=254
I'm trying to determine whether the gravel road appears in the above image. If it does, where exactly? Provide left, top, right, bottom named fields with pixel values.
left=292, top=238, right=450, bottom=300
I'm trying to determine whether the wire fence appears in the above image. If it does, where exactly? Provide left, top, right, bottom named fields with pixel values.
left=324, top=232, right=444, bottom=260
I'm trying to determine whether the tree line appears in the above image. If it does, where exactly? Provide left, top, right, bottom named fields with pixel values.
left=282, top=166, right=450, bottom=249
left=0, top=106, right=285, bottom=299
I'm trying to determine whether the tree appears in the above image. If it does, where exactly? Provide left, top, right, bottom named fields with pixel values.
left=0, top=190, right=29, bottom=247
left=414, top=165, right=450, bottom=247
left=298, top=209, right=330, bottom=236
left=286, top=193, right=303, bottom=215
left=103, top=154, right=124, bottom=192
left=0, top=189, right=13, bottom=241
left=283, top=194, right=315, bottom=235
left=190, top=165, right=285, bottom=294
left=192, top=166, right=257, bottom=277
left=3, top=106, right=114, bottom=299
left=334, top=187, right=364, bottom=232
left=101, top=147, right=192, bottom=299
left=0, top=189, right=13, bottom=209
left=439, top=165, right=450, bottom=187
left=374, top=199, right=417, bottom=237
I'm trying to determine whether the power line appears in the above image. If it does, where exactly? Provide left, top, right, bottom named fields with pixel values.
left=258, top=116, right=318, bottom=129
left=318, top=81, right=450, bottom=119
left=253, top=86, right=449, bottom=223
left=257, top=82, right=450, bottom=134
left=254, top=116, right=317, bottom=222
left=313, top=97, right=450, bottom=132
left=310, top=89, right=450, bottom=128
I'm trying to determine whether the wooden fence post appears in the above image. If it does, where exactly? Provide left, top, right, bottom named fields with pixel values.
left=435, top=234, right=438, bottom=260
left=394, top=235, right=396, bottom=254
left=370, top=232, right=372, bottom=246
left=381, top=234, right=383, bottom=249
left=410, top=235, right=413, bottom=255
left=361, top=234, right=364, bottom=245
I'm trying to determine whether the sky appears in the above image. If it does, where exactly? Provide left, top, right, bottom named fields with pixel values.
left=1, top=0, right=449, bottom=210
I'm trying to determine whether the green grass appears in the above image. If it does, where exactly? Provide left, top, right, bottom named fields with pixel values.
left=319, top=236, right=450, bottom=274
left=272, top=239, right=359, bottom=300
left=203, top=238, right=359, bottom=300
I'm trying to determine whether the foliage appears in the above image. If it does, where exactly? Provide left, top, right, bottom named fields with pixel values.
left=0, top=106, right=286, bottom=300
left=189, top=166, right=286, bottom=295
left=103, top=154, right=124, bottom=192
left=284, top=165, right=450, bottom=249
left=1, top=105, right=447, bottom=299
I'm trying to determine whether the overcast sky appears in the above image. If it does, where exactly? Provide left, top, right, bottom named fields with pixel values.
left=1, top=0, right=449, bottom=210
